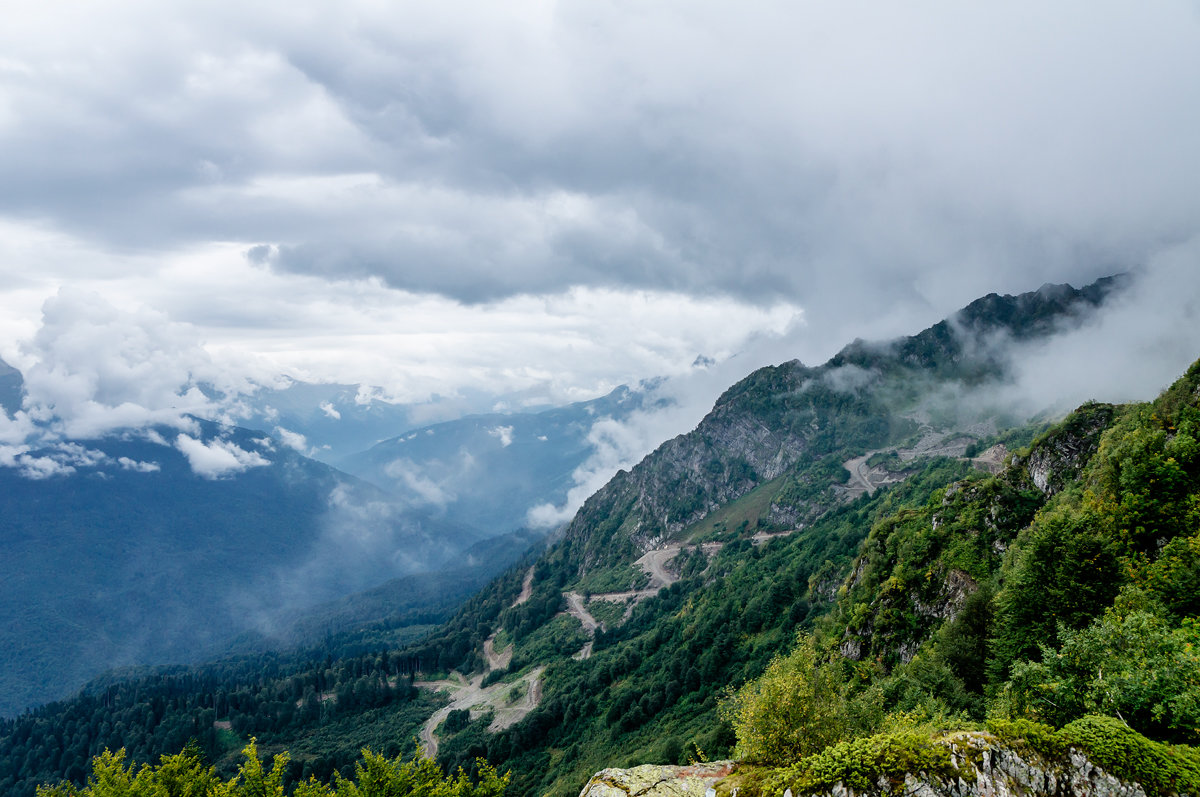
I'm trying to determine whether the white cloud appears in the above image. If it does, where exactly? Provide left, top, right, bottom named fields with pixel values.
left=174, top=433, right=270, bottom=478
left=318, top=400, right=341, bottom=419
left=274, top=426, right=308, bottom=452
left=13, top=288, right=249, bottom=440
left=117, top=456, right=160, bottom=473
left=382, top=458, right=455, bottom=507
left=15, top=454, right=75, bottom=480
left=487, top=425, right=514, bottom=447
left=0, top=0, right=1194, bottom=472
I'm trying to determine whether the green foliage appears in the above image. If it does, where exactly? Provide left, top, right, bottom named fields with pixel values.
left=584, top=599, right=629, bottom=631
left=984, top=718, right=1065, bottom=759
left=1058, top=715, right=1200, bottom=797
left=718, top=637, right=850, bottom=764
left=573, top=565, right=648, bottom=596
left=752, top=729, right=955, bottom=796
left=1004, top=593, right=1200, bottom=742
left=37, top=742, right=509, bottom=797
left=507, top=615, right=589, bottom=672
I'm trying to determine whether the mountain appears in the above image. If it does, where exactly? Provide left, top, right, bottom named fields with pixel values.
left=339, top=385, right=654, bottom=535
left=12, top=276, right=1200, bottom=797
left=0, top=357, right=22, bottom=415
left=556, top=278, right=1120, bottom=583
left=0, top=420, right=489, bottom=717
left=229, top=380, right=420, bottom=463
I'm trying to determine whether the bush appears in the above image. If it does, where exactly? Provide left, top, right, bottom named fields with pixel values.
left=1059, top=715, right=1200, bottom=797
left=37, top=741, right=510, bottom=797
left=718, top=637, right=848, bottom=765
left=757, top=730, right=954, bottom=796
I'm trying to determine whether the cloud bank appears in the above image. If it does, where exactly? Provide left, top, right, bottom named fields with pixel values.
left=0, top=1, right=1199, bottom=488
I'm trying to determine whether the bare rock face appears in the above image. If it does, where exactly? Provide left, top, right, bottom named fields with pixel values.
left=578, top=762, right=735, bottom=797
left=1011, top=403, right=1114, bottom=496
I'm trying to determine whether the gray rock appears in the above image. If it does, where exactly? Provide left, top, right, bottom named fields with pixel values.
left=580, top=735, right=1152, bottom=797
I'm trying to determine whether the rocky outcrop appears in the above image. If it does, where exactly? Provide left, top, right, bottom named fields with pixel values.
left=578, top=762, right=736, bottom=797
left=1011, top=403, right=1114, bottom=496
left=579, top=734, right=1151, bottom=797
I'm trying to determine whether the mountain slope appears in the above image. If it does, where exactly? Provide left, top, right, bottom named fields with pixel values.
left=557, top=279, right=1118, bottom=581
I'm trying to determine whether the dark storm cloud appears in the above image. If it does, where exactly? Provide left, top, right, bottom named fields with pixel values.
left=1, top=1, right=1199, bottom=323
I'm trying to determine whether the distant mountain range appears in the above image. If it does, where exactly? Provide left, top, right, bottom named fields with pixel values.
left=0, top=360, right=655, bottom=717
left=338, top=384, right=655, bottom=534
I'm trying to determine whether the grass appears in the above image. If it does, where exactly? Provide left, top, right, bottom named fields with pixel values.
left=688, top=476, right=788, bottom=542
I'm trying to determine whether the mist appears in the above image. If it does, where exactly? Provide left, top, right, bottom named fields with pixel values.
left=530, top=254, right=1200, bottom=529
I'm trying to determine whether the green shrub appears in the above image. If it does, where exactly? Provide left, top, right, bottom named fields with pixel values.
left=1059, top=715, right=1200, bottom=797
left=762, top=730, right=954, bottom=795
left=718, top=637, right=848, bottom=764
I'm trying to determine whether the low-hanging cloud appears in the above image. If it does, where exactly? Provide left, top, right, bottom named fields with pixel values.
left=487, top=425, right=514, bottom=447
left=529, top=249, right=1200, bottom=529
left=997, top=238, right=1200, bottom=413
left=174, top=434, right=271, bottom=479
left=526, top=354, right=776, bottom=528
left=383, top=456, right=460, bottom=508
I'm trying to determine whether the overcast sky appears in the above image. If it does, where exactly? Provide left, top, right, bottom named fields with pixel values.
left=2, top=0, right=1200, bottom=440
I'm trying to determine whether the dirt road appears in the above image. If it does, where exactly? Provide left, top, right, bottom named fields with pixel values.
left=512, top=567, right=534, bottom=607
left=483, top=633, right=512, bottom=671
left=842, top=453, right=877, bottom=496
left=634, top=547, right=681, bottom=589
left=564, top=591, right=600, bottom=634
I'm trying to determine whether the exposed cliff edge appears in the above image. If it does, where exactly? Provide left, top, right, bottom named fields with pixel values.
left=578, top=733, right=1163, bottom=797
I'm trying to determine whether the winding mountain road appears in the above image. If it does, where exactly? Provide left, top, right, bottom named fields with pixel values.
left=416, top=632, right=537, bottom=759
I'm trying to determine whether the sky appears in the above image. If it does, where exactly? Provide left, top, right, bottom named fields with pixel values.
left=2, top=0, right=1200, bottom=451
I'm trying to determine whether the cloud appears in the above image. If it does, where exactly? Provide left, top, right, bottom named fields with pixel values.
left=0, top=0, right=1196, bottom=474
left=274, top=426, right=308, bottom=452
left=13, top=454, right=76, bottom=479
left=318, top=401, right=341, bottom=419
left=116, top=456, right=160, bottom=473
left=487, top=425, right=514, bottom=447
left=0, top=440, right=114, bottom=479
left=383, top=457, right=457, bottom=507
left=525, top=373, right=735, bottom=527
left=174, top=433, right=270, bottom=479
left=0, top=3, right=1196, bottom=315
left=997, top=238, right=1200, bottom=412
left=14, top=288, right=247, bottom=440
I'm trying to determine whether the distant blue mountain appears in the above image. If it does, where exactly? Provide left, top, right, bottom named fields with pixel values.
left=0, top=358, right=23, bottom=415
left=0, top=419, right=483, bottom=717
left=0, top=359, right=659, bottom=717
left=338, top=385, right=656, bottom=535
